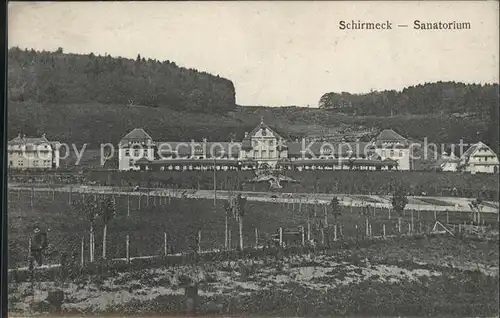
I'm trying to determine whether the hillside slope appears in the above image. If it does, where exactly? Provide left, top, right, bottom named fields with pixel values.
left=7, top=47, right=236, bottom=114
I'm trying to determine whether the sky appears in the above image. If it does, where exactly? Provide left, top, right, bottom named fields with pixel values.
left=8, top=1, right=499, bottom=107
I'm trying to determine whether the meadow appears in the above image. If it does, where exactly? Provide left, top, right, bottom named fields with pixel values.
left=8, top=188, right=498, bottom=268
left=8, top=235, right=499, bottom=316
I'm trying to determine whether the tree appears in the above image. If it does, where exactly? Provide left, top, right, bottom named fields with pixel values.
left=100, top=195, right=116, bottom=260
left=391, top=187, right=408, bottom=216
left=234, top=194, right=247, bottom=251
left=72, top=194, right=99, bottom=262
left=329, top=196, right=341, bottom=223
left=468, top=196, right=483, bottom=224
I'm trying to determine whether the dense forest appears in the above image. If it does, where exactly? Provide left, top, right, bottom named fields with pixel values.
left=7, top=47, right=236, bottom=113
left=318, top=82, right=499, bottom=118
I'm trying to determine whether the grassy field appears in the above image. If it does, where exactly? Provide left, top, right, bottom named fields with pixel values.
left=8, top=189, right=498, bottom=268
left=8, top=235, right=499, bottom=316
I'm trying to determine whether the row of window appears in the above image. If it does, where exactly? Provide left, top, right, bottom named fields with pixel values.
left=125, top=149, right=149, bottom=156
left=9, top=160, right=51, bottom=167
left=381, top=150, right=405, bottom=157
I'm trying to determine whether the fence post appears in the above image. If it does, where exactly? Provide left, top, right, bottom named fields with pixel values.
left=28, top=238, right=32, bottom=267
left=324, top=205, right=328, bottom=227
left=127, top=193, right=130, bottom=217
left=279, top=227, right=283, bottom=247
left=408, top=223, right=411, bottom=235
left=255, top=228, right=258, bottom=248
left=411, top=210, right=414, bottom=232
left=419, top=222, right=423, bottom=233
left=307, top=221, right=311, bottom=242
left=164, top=232, right=168, bottom=257
left=434, top=207, right=437, bottom=221
left=18, top=188, right=20, bottom=199
left=30, top=188, right=34, bottom=209
left=398, top=218, right=401, bottom=233
left=52, top=189, right=55, bottom=200
left=147, top=191, right=150, bottom=206
left=365, top=218, right=369, bottom=237
left=321, top=227, right=325, bottom=245
left=138, top=194, right=141, bottom=211
left=334, top=224, right=337, bottom=241
left=81, top=236, right=85, bottom=269
left=383, top=224, right=386, bottom=239
left=198, top=230, right=202, bottom=254
left=339, top=225, right=343, bottom=238
left=69, top=186, right=72, bottom=205
left=369, top=224, right=372, bottom=238
left=446, top=211, right=449, bottom=224
left=126, top=235, right=130, bottom=264
left=301, top=226, right=305, bottom=246
left=388, top=207, right=391, bottom=220
left=228, top=230, right=232, bottom=250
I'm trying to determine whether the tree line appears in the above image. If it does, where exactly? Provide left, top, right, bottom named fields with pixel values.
left=318, top=82, right=499, bottom=119
left=7, top=47, right=236, bottom=114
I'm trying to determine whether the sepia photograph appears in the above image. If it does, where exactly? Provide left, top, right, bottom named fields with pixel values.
left=5, top=1, right=499, bottom=317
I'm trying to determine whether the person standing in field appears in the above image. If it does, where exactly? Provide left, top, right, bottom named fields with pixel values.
left=30, top=225, right=48, bottom=268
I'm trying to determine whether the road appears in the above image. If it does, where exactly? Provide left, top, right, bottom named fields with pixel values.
left=8, top=184, right=499, bottom=213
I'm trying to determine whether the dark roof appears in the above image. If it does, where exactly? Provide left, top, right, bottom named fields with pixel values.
left=147, top=158, right=247, bottom=166
left=288, top=158, right=393, bottom=167
left=157, top=142, right=242, bottom=156
left=8, top=134, right=53, bottom=146
left=462, top=142, right=497, bottom=159
left=287, top=142, right=374, bottom=156
left=135, top=158, right=152, bottom=164
left=374, top=129, right=407, bottom=142
left=120, top=128, right=153, bottom=146
left=247, top=121, right=283, bottom=140
left=241, top=120, right=284, bottom=150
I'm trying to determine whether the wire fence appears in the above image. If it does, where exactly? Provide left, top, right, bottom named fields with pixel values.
left=7, top=187, right=499, bottom=271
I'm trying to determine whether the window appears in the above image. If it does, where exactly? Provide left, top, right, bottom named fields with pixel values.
left=143, top=149, right=148, bottom=156
left=18, top=160, right=23, bottom=166
left=134, top=150, right=140, bottom=156
left=253, top=150, right=258, bottom=158
left=9, top=161, right=12, bottom=166
left=125, top=149, right=130, bottom=156
left=399, top=150, right=403, bottom=157
left=485, top=156, right=488, bottom=162
left=390, top=150, right=394, bottom=156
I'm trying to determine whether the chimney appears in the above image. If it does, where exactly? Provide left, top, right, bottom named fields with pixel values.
left=17, top=133, right=21, bottom=138
left=244, top=132, right=248, bottom=138
left=203, top=138, right=207, bottom=143
left=42, top=133, right=46, bottom=138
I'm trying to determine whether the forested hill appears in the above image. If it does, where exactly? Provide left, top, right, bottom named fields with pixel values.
left=7, top=47, right=236, bottom=113
left=319, top=82, right=499, bottom=118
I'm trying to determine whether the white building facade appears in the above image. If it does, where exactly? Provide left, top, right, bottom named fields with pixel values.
left=8, top=134, right=60, bottom=169
left=117, top=121, right=410, bottom=172
left=459, top=142, right=499, bottom=174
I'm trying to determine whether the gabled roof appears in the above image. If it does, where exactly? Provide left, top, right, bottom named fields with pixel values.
left=242, top=119, right=284, bottom=150
left=120, top=128, right=154, bottom=146
left=121, top=128, right=153, bottom=141
left=462, top=141, right=497, bottom=159
left=374, top=129, right=407, bottom=142
left=8, top=134, right=52, bottom=146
